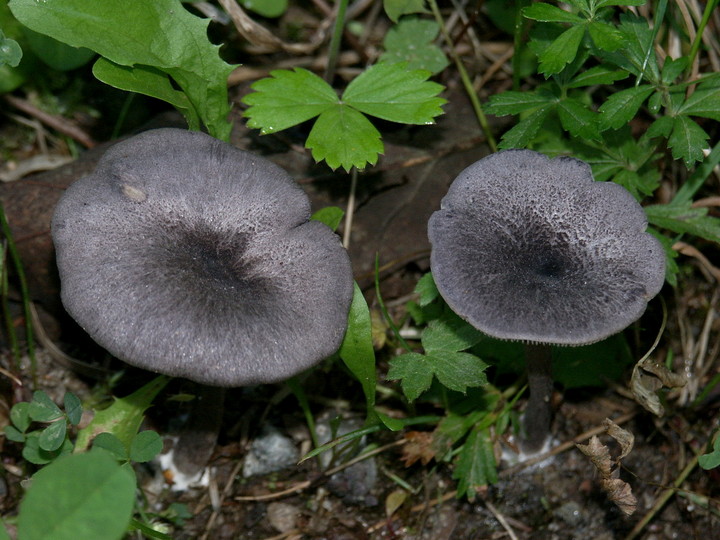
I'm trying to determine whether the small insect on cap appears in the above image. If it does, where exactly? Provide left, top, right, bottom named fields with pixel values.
left=428, top=149, right=666, bottom=346
left=52, top=128, right=354, bottom=386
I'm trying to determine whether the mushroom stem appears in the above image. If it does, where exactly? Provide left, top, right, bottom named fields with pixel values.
left=521, top=343, right=554, bottom=453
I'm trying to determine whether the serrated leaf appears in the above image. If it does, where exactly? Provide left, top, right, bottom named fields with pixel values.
left=522, top=4, right=583, bottom=23
left=387, top=352, right=435, bottom=401
left=486, top=90, right=557, bottom=115
left=538, top=23, right=585, bottom=76
left=380, top=17, right=448, bottom=74
left=595, top=0, right=646, bottom=7
left=679, top=79, right=720, bottom=121
left=343, top=62, right=445, bottom=125
left=498, top=105, right=553, bottom=149
left=431, top=351, right=488, bottom=393
left=645, top=203, right=720, bottom=244
left=415, top=272, right=439, bottom=307
left=93, top=58, right=201, bottom=131
left=598, top=85, right=654, bottom=130
left=557, top=98, right=600, bottom=139
left=74, top=376, right=169, bottom=453
left=422, top=317, right=483, bottom=353
left=243, top=68, right=338, bottom=134
left=306, top=105, right=383, bottom=171
left=38, top=420, right=67, bottom=452
left=567, top=65, right=628, bottom=88
left=607, top=13, right=660, bottom=82
left=661, top=56, right=688, bottom=84
left=453, top=426, right=497, bottom=500
left=28, top=391, right=63, bottom=423
left=587, top=20, right=623, bottom=51
left=130, top=430, right=163, bottom=462
left=383, top=0, right=429, bottom=22
left=9, top=0, right=235, bottom=140
left=667, top=116, right=709, bottom=166
left=646, top=115, right=674, bottom=139
left=339, top=283, right=378, bottom=418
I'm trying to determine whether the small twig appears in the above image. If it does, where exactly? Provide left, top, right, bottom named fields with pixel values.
left=4, top=95, right=96, bottom=148
left=485, top=500, right=519, bottom=540
left=342, top=168, right=358, bottom=249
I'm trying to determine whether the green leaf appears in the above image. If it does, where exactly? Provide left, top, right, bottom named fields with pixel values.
left=339, top=283, right=378, bottom=419
left=431, top=351, right=489, bottom=394
left=63, top=392, right=82, bottom=426
left=240, top=0, right=287, bottom=18
left=557, top=98, right=600, bottom=139
left=421, top=317, right=483, bottom=354
left=661, top=56, right=689, bottom=84
left=486, top=89, right=556, bottom=115
left=537, top=23, right=585, bottom=76
left=0, top=520, right=10, bottom=540
left=74, top=376, right=169, bottom=453
left=567, top=64, right=628, bottom=88
left=667, top=116, right=709, bottom=166
left=22, top=433, right=73, bottom=465
left=698, top=436, right=720, bottom=470
left=453, top=426, right=497, bottom=500
left=522, top=4, right=584, bottom=23
left=38, top=420, right=67, bottom=452
left=4, top=425, right=25, bottom=442
left=606, top=13, right=660, bottom=82
left=10, top=401, right=30, bottom=432
left=0, top=30, right=22, bottom=67
left=343, top=62, right=446, bottom=125
left=380, top=17, right=448, bottom=74
left=598, top=85, right=654, bottom=130
left=645, top=203, right=720, bottom=244
left=92, top=432, right=129, bottom=460
left=587, top=21, right=623, bottom=51
left=306, top=105, right=383, bottom=171
left=28, top=391, right=63, bottom=422
left=383, top=0, right=429, bottom=22
left=595, top=0, right=646, bottom=7
left=679, top=79, right=720, bottom=121
left=130, top=430, right=163, bottom=462
left=9, top=0, right=235, bottom=140
left=415, top=272, right=439, bottom=307
left=497, top=105, right=553, bottom=149
left=243, top=68, right=338, bottom=134
left=22, top=27, right=94, bottom=70
left=311, top=206, right=344, bottom=231
left=93, top=58, right=200, bottom=131
left=17, top=451, right=136, bottom=540
left=387, top=352, right=434, bottom=401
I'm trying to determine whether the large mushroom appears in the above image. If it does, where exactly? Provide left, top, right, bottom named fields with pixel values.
left=428, top=149, right=665, bottom=453
left=52, top=128, right=354, bottom=484
left=52, top=128, right=354, bottom=387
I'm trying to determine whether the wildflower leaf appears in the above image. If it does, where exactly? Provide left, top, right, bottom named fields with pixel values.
left=0, top=30, right=22, bottom=67
left=498, top=105, right=554, bottom=149
left=587, top=21, right=623, bottom=51
left=28, top=391, right=63, bottom=422
left=422, top=317, right=483, bottom=354
left=38, top=420, right=67, bottom=452
left=667, top=116, right=710, bottom=166
left=243, top=67, right=338, bottom=134
left=342, top=62, right=446, bottom=125
left=645, top=202, right=720, bottom=244
left=537, top=23, right=585, bottom=76
left=698, top=436, right=720, bottom=470
left=454, top=426, right=497, bottom=500
left=387, top=352, right=435, bottom=401
left=380, top=17, right=448, bottom=74
left=598, top=85, right=654, bottom=130
left=414, top=272, right=439, bottom=307
left=557, top=97, right=600, bottom=139
left=431, top=351, right=488, bottom=393
left=679, top=78, right=720, bottom=121
left=306, top=105, right=383, bottom=171
left=486, top=89, right=557, bottom=115
left=567, top=64, right=628, bottom=88
left=522, top=3, right=583, bottom=24
left=383, top=0, right=429, bottom=22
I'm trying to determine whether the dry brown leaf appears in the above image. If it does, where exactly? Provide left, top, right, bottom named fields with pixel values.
left=576, top=421, right=637, bottom=516
left=630, top=357, right=686, bottom=416
left=401, top=431, right=436, bottom=466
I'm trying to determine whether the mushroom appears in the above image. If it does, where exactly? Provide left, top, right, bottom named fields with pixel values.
left=52, top=128, right=354, bottom=483
left=52, top=128, right=354, bottom=387
left=428, top=149, right=665, bottom=453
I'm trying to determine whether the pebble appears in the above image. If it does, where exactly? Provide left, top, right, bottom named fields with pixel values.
left=242, top=425, right=299, bottom=478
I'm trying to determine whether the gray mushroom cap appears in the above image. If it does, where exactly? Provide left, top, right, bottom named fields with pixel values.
left=52, top=128, right=354, bottom=387
left=428, top=149, right=666, bottom=346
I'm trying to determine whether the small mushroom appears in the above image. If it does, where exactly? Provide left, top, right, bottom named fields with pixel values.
left=52, top=128, right=354, bottom=387
left=428, top=149, right=665, bottom=452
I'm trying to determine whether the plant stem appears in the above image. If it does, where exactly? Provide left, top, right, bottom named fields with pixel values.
left=685, top=0, right=719, bottom=79
left=342, top=167, right=358, bottom=249
left=427, top=0, right=497, bottom=151
left=521, top=343, right=554, bottom=453
left=325, top=0, right=349, bottom=83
